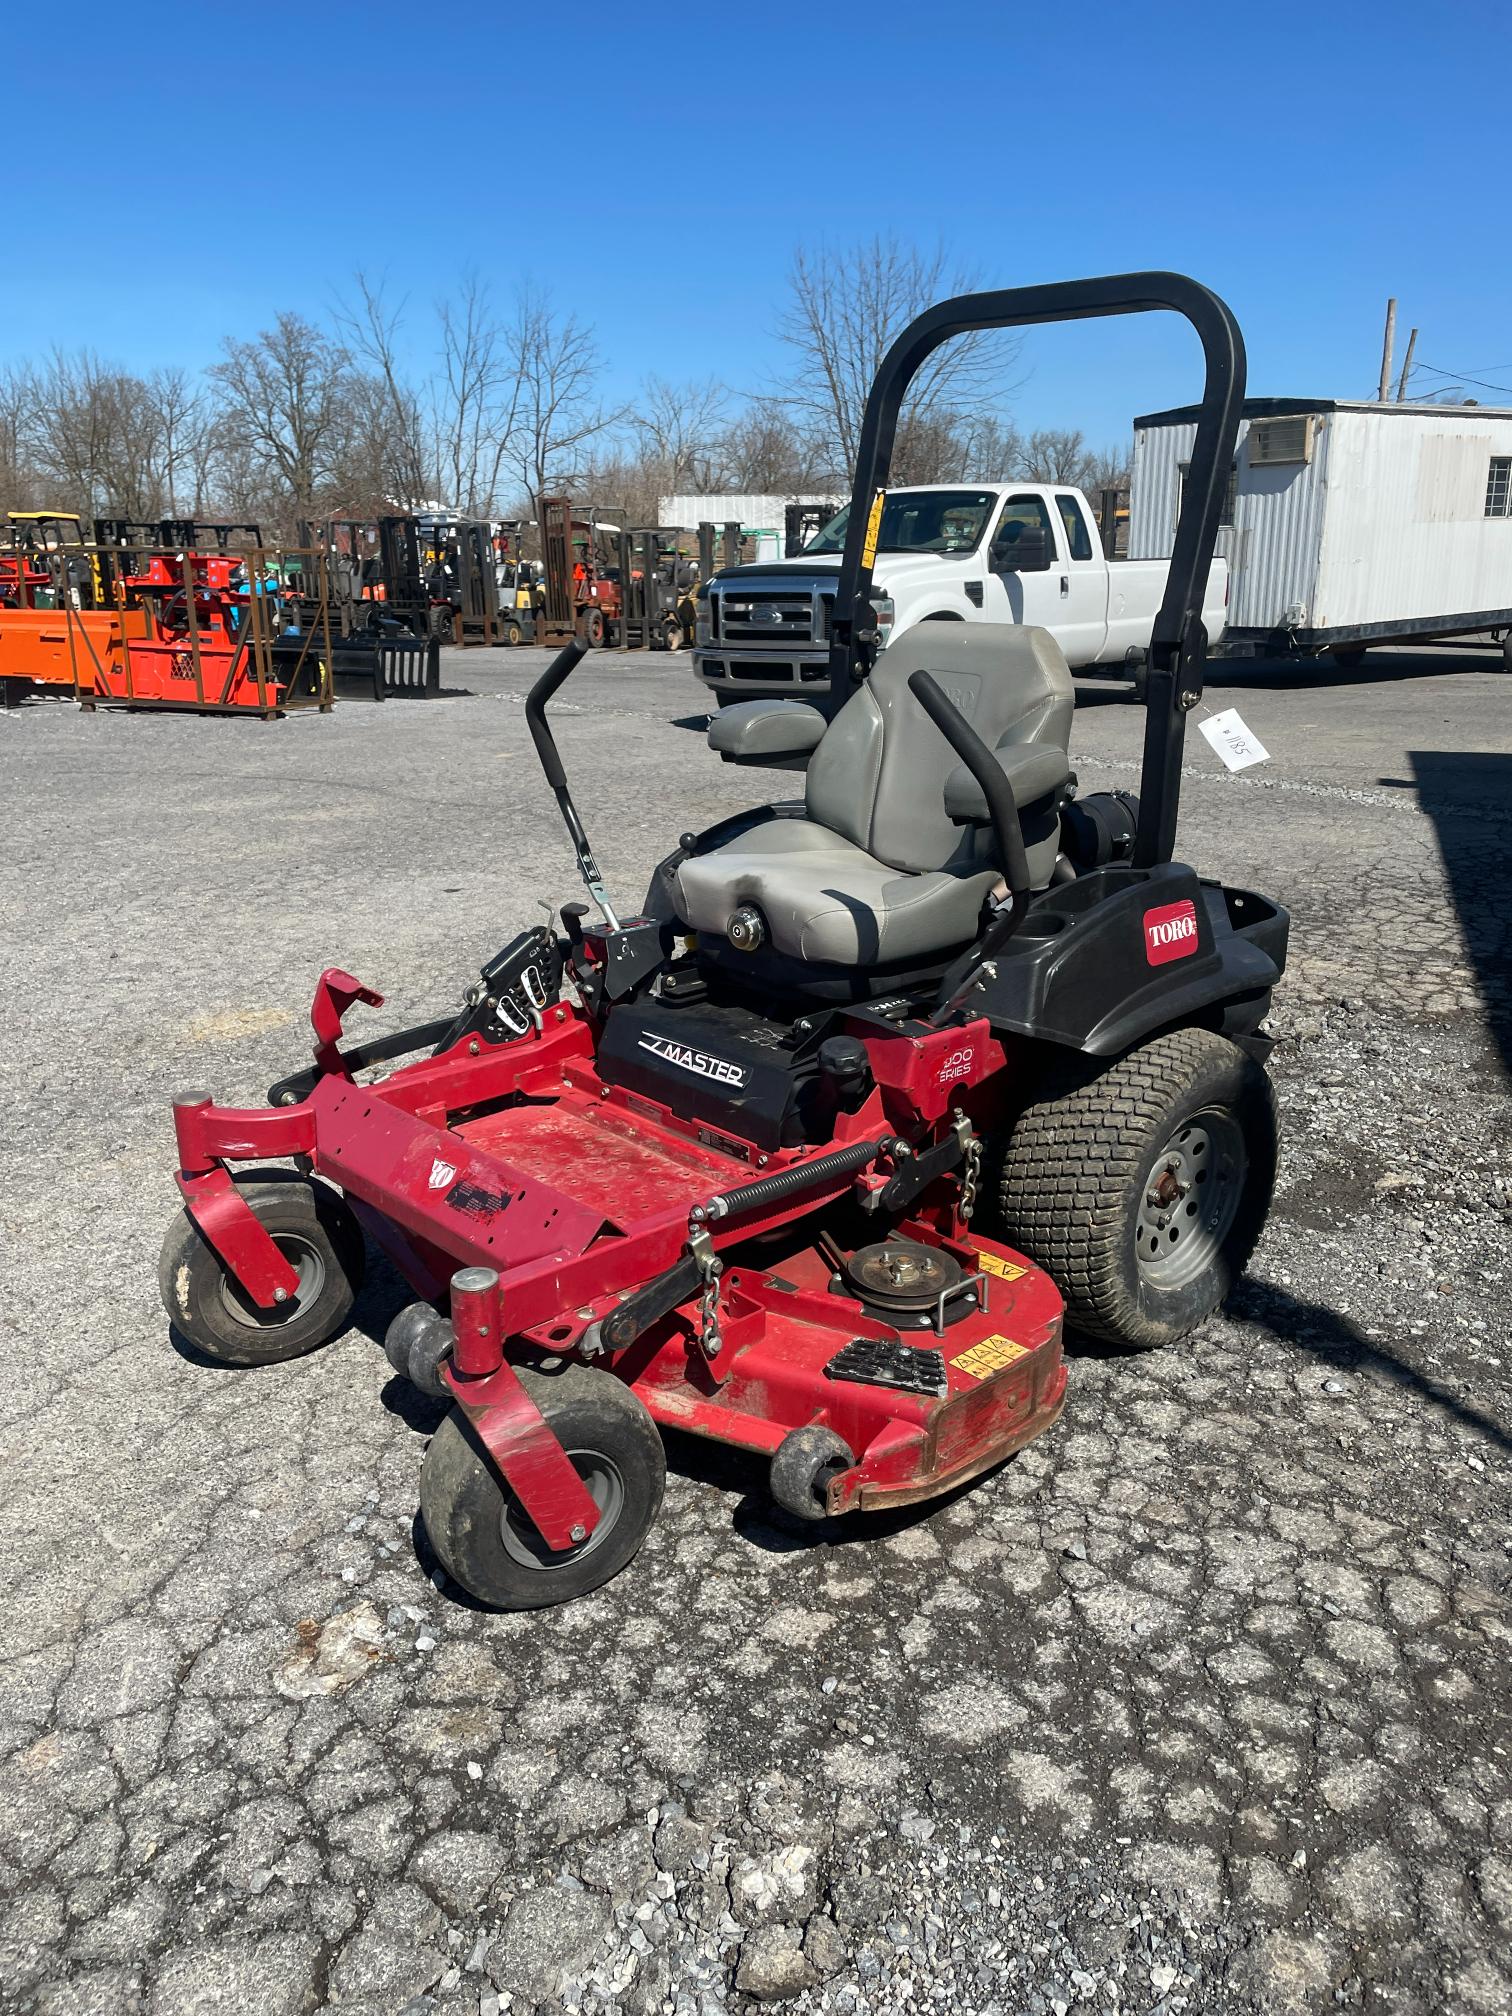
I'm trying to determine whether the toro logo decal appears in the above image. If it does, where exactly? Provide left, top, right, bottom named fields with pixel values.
left=1143, top=899, right=1199, bottom=966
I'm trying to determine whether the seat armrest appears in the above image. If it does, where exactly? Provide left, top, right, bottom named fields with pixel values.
left=708, top=699, right=828, bottom=768
left=944, top=743, right=1071, bottom=823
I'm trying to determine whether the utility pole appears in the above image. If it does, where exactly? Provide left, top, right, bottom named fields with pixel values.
left=1378, top=297, right=1398, bottom=402
left=1395, top=327, right=1418, bottom=402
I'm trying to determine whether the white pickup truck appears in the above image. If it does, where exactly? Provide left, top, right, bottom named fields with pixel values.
left=693, top=482, right=1228, bottom=701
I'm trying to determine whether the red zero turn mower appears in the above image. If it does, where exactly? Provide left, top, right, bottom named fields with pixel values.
left=161, top=275, right=1289, bottom=1610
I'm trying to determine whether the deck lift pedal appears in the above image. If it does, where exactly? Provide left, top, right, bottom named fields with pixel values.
left=161, top=272, right=1288, bottom=1609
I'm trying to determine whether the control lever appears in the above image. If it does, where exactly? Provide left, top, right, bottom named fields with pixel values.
left=907, top=668, right=1032, bottom=1021
left=524, top=640, right=622, bottom=929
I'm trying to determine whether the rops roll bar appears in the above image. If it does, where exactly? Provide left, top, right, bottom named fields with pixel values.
left=827, top=272, right=1246, bottom=869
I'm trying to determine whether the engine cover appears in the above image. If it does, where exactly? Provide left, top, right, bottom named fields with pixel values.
left=596, top=1000, right=820, bottom=1151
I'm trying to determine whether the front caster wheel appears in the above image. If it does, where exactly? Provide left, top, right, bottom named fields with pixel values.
left=158, top=1172, right=365, bottom=1366
left=995, top=1028, right=1277, bottom=1352
left=419, top=1364, right=665, bottom=1610
left=769, top=1425, right=853, bottom=1521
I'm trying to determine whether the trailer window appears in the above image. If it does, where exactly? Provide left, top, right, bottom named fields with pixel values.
left=1054, top=494, right=1094, bottom=561
left=1177, top=461, right=1237, bottom=530
left=1486, top=457, right=1512, bottom=518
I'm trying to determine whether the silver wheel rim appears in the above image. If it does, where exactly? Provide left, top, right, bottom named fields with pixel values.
left=219, top=1233, right=326, bottom=1327
left=497, top=1451, right=624, bottom=1571
left=1135, top=1109, right=1246, bottom=1290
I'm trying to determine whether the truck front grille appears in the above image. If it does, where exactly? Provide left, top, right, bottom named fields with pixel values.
left=716, top=589, right=819, bottom=646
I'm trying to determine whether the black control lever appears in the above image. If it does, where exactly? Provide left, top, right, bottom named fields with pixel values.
left=907, top=669, right=1033, bottom=1020
left=524, top=639, right=621, bottom=929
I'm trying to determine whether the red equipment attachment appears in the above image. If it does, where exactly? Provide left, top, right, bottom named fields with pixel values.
left=171, top=982, right=1065, bottom=1553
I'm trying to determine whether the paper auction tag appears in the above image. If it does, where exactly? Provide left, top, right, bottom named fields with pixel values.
left=1199, top=707, right=1270, bottom=772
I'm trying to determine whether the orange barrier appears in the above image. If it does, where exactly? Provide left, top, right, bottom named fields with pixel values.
left=0, top=605, right=152, bottom=692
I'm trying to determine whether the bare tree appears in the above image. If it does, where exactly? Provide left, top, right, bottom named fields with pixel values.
left=720, top=396, right=827, bottom=491
left=145, top=366, right=208, bottom=517
left=335, top=275, right=430, bottom=507
left=28, top=352, right=165, bottom=517
left=212, top=312, right=355, bottom=513
left=777, top=236, right=1022, bottom=482
left=0, top=364, right=39, bottom=513
left=1075, top=441, right=1131, bottom=498
left=630, top=377, right=728, bottom=494
left=504, top=288, right=617, bottom=500
left=1021, top=428, right=1088, bottom=484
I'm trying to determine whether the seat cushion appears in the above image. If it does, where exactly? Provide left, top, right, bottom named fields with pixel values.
left=673, top=820, right=996, bottom=965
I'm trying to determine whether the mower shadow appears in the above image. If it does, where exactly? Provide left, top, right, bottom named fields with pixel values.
left=1407, top=750, right=1512, bottom=1079
left=1230, top=1276, right=1511, bottom=1456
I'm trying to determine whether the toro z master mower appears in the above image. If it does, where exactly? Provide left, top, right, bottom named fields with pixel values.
left=161, top=274, right=1288, bottom=1610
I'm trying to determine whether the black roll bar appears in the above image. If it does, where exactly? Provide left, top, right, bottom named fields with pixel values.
left=828, top=272, right=1246, bottom=868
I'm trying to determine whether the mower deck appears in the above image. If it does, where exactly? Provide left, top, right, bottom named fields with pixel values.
left=174, top=990, right=1065, bottom=1521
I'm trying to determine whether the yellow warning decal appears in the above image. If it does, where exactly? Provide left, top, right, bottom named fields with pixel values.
left=861, top=488, right=886, bottom=570
left=976, top=1251, right=1028, bottom=1281
left=952, top=1333, right=1031, bottom=1381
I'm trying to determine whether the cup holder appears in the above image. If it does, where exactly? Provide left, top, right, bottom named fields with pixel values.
left=1016, top=911, right=1068, bottom=938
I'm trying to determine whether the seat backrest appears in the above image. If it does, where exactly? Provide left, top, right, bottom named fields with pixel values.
left=804, top=623, right=1074, bottom=873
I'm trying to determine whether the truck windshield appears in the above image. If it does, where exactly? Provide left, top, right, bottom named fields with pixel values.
left=804, top=490, right=998, bottom=556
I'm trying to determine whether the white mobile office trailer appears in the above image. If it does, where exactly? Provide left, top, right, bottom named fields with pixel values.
left=1129, top=398, right=1512, bottom=664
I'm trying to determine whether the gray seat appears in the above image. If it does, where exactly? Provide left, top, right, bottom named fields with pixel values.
left=674, top=623, right=1075, bottom=966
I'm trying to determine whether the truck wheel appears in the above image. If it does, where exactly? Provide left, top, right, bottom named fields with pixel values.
left=158, top=1173, right=365, bottom=1367
left=504, top=619, right=523, bottom=646
left=663, top=620, right=685, bottom=652
left=1330, top=644, right=1366, bottom=668
left=1501, top=635, right=1512, bottom=674
left=419, top=1364, right=665, bottom=1609
left=994, top=1029, right=1276, bottom=1351
left=580, top=609, right=605, bottom=648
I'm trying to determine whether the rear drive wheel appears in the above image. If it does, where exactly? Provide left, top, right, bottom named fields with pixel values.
left=994, top=1028, right=1276, bottom=1351
left=419, top=1363, right=665, bottom=1609
left=504, top=619, right=523, bottom=646
left=580, top=608, right=606, bottom=648
left=158, top=1173, right=365, bottom=1366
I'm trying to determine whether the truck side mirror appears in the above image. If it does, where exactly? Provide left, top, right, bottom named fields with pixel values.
left=990, top=524, right=1050, bottom=573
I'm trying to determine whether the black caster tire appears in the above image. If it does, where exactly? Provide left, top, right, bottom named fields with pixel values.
left=419, top=1364, right=665, bottom=1610
left=995, top=1028, right=1277, bottom=1352
left=159, top=1171, right=365, bottom=1367
left=384, top=1302, right=454, bottom=1398
left=769, top=1425, right=853, bottom=1521
left=504, top=621, right=523, bottom=647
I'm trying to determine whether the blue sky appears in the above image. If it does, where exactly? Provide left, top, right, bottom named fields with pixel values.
left=4, top=0, right=1506, bottom=451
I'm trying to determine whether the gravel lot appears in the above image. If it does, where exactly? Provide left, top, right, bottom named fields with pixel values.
left=2, top=642, right=1509, bottom=2016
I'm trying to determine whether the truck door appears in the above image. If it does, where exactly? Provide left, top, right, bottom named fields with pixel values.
left=1051, top=492, right=1108, bottom=666
left=982, top=493, right=1062, bottom=634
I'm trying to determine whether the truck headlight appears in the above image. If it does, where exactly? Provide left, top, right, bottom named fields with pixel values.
left=695, top=589, right=712, bottom=647
left=869, top=594, right=896, bottom=648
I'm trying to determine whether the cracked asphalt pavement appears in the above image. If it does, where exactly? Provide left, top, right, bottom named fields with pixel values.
left=2, top=643, right=1509, bottom=2016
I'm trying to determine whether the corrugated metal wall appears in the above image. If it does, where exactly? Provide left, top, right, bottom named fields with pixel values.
left=1314, top=412, right=1512, bottom=627
left=1129, top=423, right=1192, bottom=561
left=657, top=493, right=839, bottom=531
left=1228, top=421, right=1329, bottom=630
left=1131, top=414, right=1325, bottom=628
